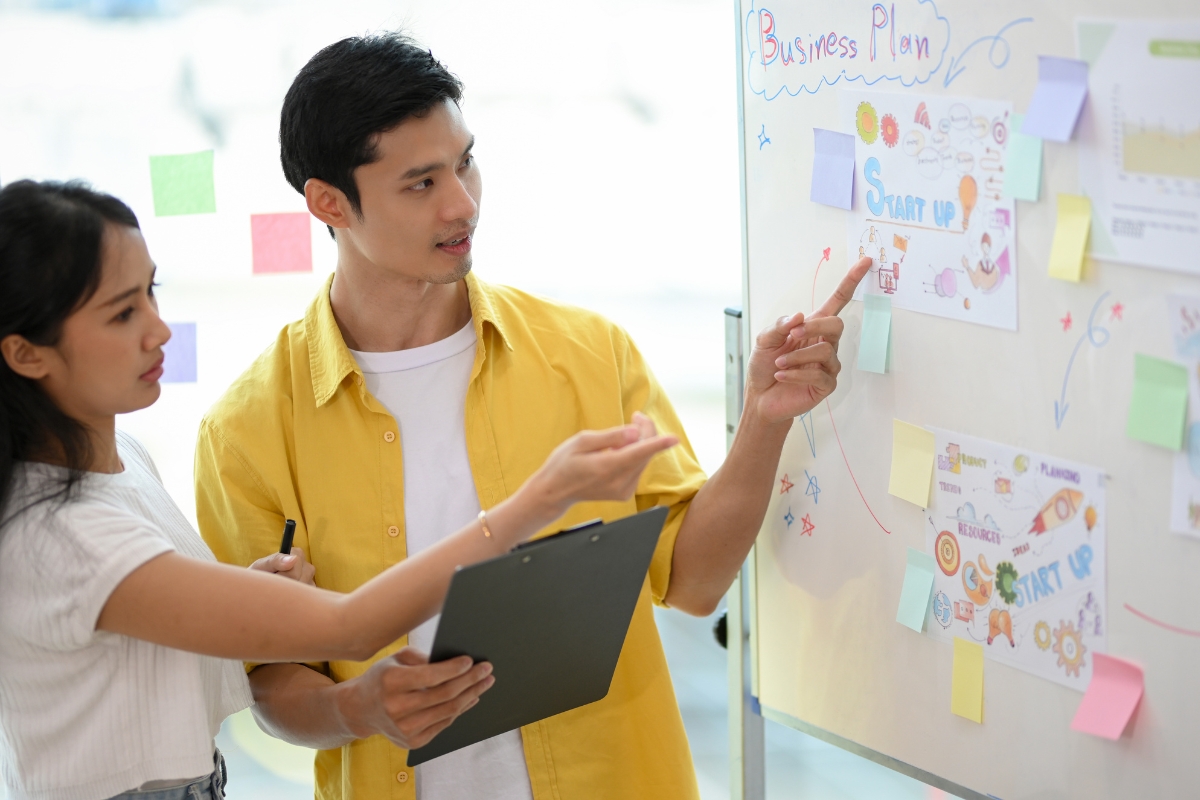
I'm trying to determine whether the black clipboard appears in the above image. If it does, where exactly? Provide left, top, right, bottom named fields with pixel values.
left=406, top=505, right=669, bottom=766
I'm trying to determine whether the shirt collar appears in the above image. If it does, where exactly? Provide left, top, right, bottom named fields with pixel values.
left=305, top=271, right=513, bottom=408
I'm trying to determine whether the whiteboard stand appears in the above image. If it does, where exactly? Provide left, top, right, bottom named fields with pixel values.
left=724, top=308, right=765, bottom=800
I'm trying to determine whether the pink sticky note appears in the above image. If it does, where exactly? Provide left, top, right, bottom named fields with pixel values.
left=1070, top=654, right=1144, bottom=740
left=251, top=213, right=312, bottom=274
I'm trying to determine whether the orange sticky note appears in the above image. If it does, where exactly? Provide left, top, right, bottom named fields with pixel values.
left=251, top=213, right=312, bottom=274
left=951, top=637, right=984, bottom=723
left=1070, top=654, right=1143, bottom=740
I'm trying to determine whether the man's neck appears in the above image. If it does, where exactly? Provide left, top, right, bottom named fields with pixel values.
left=328, top=260, right=472, bottom=353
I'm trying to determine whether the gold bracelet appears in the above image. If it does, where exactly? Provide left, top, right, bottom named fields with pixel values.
left=477, top=509, right=493, bottom=539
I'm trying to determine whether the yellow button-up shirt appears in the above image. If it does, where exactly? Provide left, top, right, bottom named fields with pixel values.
left=195, top=273, right=706, bottom=799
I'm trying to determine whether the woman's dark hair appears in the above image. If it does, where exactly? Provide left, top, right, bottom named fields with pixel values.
left=279, top=32, right=463, bottom=238
left=0, top=179, right=140, bottom=526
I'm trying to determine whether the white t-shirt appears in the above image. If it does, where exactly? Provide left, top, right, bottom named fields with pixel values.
left=0, top=431, right=253, bottom=800
left=350, top=320, right=534, bottom=800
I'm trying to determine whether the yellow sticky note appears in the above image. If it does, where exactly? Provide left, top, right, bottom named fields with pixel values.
left=888, top=420, right=935, bottom=506
left=1048, top=194, right=1091, bottom=282
left=951, top=637, right=984, bottom=723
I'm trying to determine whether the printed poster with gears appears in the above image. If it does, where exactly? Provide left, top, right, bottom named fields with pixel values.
left=840, top=90, right=1018, bottom=330
left=923, top=429, right=1107, bottom=691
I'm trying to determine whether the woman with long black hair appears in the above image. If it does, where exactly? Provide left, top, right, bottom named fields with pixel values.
left=0, top=179, right=677, bottom=800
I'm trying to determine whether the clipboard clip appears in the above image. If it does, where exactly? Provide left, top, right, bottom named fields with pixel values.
left=513, top=518, right=604, bottom=551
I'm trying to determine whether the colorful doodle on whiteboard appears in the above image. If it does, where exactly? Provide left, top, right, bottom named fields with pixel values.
left=924, top=428, right=1107, bottom=691
left=843, top=90, right=1018, bottom=330
left=1168, top=294, right=1200, bottom=539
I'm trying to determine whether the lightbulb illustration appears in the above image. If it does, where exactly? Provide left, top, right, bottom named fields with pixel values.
left=958, top=175, right=977, bottom=231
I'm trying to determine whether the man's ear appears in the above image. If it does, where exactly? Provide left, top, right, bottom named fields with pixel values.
left=1, top=334, right=51, bottom=380
left=304, top=178, right=355, bottom=234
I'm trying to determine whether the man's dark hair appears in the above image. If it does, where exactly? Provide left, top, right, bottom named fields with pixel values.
left=279, top=32, right=463, bottom=238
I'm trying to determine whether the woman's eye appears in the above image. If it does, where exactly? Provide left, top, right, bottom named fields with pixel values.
left=412, top=179, right=432, bottom=191
left=149, top=281, right=160, bottom=297
left=115, top=307, right=134, bottom=322
left=461, top=155, right=473, bottom=169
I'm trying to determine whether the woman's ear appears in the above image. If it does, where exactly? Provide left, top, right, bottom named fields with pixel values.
left=1, top=334, right=51, bottom=380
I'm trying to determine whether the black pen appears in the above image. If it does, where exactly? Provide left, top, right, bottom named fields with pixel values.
left=279, top=519, right=296, bottom=555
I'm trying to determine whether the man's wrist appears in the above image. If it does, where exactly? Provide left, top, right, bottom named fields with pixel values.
left=330, top=674, right=374, bottom=741
left=739, top=389, right=795, bottom=436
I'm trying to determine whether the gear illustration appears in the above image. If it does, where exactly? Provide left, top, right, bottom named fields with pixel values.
left=1034, top=621, right=1051, bottom=650
left=881, top=114, right=900, bottom=147
left=996, top=561, right=1019, bottom=605
left=856, top=101, right=879, bottom=145
left=1052, top=620, right=1087, bottom=677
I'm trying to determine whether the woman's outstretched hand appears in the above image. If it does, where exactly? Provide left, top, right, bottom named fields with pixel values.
left=519, top=412, right=679, bottom=525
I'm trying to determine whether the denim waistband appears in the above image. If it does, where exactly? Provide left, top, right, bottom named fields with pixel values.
left=107, top=749, right=227, bottom=800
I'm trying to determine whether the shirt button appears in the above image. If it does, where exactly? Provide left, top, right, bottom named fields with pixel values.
left=396, top=771, right=409, bottom=783
left=355, top=375, right=363, bottom=386
left=387, top=525, right=400, bottom=537
left=384, top=431, right=396, bottom=443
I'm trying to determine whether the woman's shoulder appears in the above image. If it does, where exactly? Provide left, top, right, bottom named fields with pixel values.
left=115, top=430, right=162, bottom=482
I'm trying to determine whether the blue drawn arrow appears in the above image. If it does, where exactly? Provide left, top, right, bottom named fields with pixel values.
left=943, top=17, right=1034, bottom=88
left=1055, top=292, right=1111, bottom=429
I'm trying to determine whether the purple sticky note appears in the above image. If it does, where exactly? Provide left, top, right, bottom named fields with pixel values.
left=1070, top=654, right=1144, bottom=740
left=1021, top=56, right=1089, bottom=142
left=811, top=128, right=855, bottom=210
left=161, top=322, right=197, bottom=383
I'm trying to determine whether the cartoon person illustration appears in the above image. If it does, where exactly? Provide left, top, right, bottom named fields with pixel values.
left=962, top=232, right=1001, bottom=294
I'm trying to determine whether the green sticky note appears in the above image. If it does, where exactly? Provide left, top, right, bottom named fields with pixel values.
left=1127, top=354, right=1188, bottom=449
left=1003, top=113, right=1042, bottom=202
left=858, top=294, right=892, bottom=374
left=896, top=547, right=936, bottom=632
left=1048, top=194, right=1091, bottom=282
left=951, top=637, right=984, bottom=723
left=888, top=420, right=935, bottom=506
left=149, top=150, right=216, bottom=216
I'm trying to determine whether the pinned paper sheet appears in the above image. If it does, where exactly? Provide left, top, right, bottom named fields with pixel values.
left=888, top=420, right=935, bottom=506
left=162, top=322, right=197, bottom=383
left=810, top=128, right=855, bottom=210
left=1071, top=654, right=1144, bottom=740
left=1127, top=354, right=1188, bottom=450
left=1048, top=194, right=1091, bottom=282
left=951, top=637, right=984, bottom=723
left=1021, top=56, right=1089, bottom=142
left=1003, top=113, right=1042, bottom=202
left=252, top=213, right=313, bottom=274
left=149, top=151, right=216, bottom=217
left=858, top=294, right=891, bottom=374
left=896, top=548, right=936, bottom=632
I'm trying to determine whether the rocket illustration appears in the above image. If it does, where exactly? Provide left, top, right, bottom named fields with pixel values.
left=1029, top=489, right=1084, bottom=535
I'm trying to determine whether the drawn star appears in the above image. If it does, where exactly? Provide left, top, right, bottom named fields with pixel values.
left=780, top=474, right=794, bottom=495
left=757, top=124, right=771, bottom=150
left=1110, top=302, right=1124, bottom=322
left=804, top=469, right=821, bottom=505
left=1060, top=311, right=1072, bottom=332
left=800, top=514, right=815, bottom=537
left=784, top=508, right=795, bottom=528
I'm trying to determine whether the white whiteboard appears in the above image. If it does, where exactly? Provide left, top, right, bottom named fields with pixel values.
left=736, top=1, right=1200, bottom=798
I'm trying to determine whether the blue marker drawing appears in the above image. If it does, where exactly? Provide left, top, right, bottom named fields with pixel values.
left=799, top=411, right=817, bottom=456
left=805, top=469, right=821, bottom=504
left=757, top=124, right=771, bottom=149
left=784, top=508, right=795, bottom=528
left=942, top=17, right=1033, bottom=88
left=1054, top=292, right=1111, bottom=429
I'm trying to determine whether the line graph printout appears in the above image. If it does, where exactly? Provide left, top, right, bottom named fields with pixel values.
left=841, top=90, right=1018, bottom=330
left=924, top=429, right=1107, bottom=692
left=1078, top=20, right=1200, bottom=273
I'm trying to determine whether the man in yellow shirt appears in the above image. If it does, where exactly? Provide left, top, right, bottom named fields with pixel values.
left=196, top=33, right=868, bottom=800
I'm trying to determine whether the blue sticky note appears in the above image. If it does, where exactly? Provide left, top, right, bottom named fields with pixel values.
left=1021, top=56, right=1088, bottom=142
left=1003, top=113, right=1042, bottom=202
left=810, top=128, right=855, bottom=210
left=896, top=547, right=936, bottom=633
left=161, top=322, right=197, bottom=383
left=858, top=294, right=891, bottom=373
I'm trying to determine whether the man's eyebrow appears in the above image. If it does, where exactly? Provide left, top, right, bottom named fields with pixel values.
left=400, top=137, right=477, bottom=181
